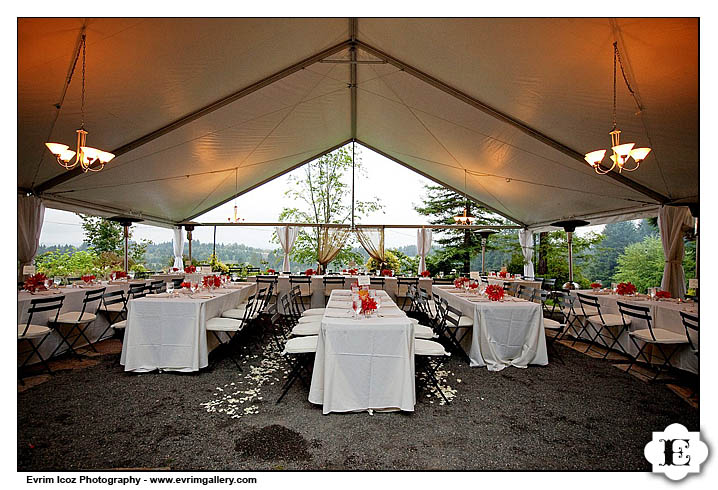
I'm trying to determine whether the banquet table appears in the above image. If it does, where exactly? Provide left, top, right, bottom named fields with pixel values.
left=17, top=280, right=150, bottom=366
left=433, top=285, right=548, bottom=371
left=487, top=277, right=544, bottom=291
left=249, top=275, right=433, bottom=312
left=120, top=284, right=254, bottom=372
left=308, top=289, right=416, bottom=414
left=567, top=290, right=698, bottom=374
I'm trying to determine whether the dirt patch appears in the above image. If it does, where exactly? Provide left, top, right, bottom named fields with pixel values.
left=234, top=425, right=311, bottom=461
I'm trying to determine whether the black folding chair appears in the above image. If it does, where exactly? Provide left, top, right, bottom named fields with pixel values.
left=280, top=293, right=300, bottom=328
left=289, top=275, right=311, bottom=309
left=276, top=334, right=317, bottom=404
left=541, top=278, right=556, bottom=291
left=396, top=277, right=418, bottom=310
left=171, top=278, right=184, bottom=289
left=442, top=304, right=472, bottom=362
left=369, top=276, right=385, bottom=290
left=323, top=276, right=345, bottom=305
left=576, top=293, right=631, bottom=359
left=207, top=293, right=257, bottom=370
left=148, top=280, right=165, bottom=294
left=18, top=295, right=65, bottom=382
left=680, top=312, right=699, bottom=358
left=50, top=287, right=106, bottom=356
left=97, top=289, right=128, bottom=340
left=128, top=282, right=149, bottom=298
left=618, top=301, right=689, bottom=382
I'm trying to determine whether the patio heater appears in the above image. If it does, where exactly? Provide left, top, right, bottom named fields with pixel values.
left=108, top=216, right=143, bottom=273
left=550, top=219, right=589, bottom=290
left=184, top=224, right=195, bottom=264
left=477, top=229, right=499, bottom=275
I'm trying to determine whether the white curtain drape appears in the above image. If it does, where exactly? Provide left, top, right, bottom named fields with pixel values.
left=518, top=229, right=535, bottom=278
left=276, top=225, right=298, bottom=272
left=417, top=228, right=432, bottom=275
left=172, top=227, right=184, bottom=269
left=18, top=194, right=45, bottom=280
left=658, top=206, right=693, bottom=299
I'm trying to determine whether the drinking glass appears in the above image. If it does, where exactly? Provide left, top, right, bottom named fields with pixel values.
left=167, top=284, right=174, bottom=296
left=231, top=273, right=237, bottom=282
left=352, top=298, right=361, bottom=319
left=129, top=271, right=135, bottom=279
left=648, top=287, right=656, bottom=300
left=54, top=276, right=62, bottom=287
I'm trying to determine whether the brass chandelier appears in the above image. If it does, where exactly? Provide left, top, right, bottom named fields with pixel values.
left=584, top=42, right=651, bottom=174
left=45, top=33, right=115, bottom=172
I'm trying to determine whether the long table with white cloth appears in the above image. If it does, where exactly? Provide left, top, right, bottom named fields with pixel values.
left=120, top=283, right=254, bottom=372
left=308, top=289, right=416, bottom=414
left=567, top=290, right=698, bottom=374
left=433, top=285, right=548, bottom=371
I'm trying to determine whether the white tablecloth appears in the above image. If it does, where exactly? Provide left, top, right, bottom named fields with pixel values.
left=433, top=286, right=548, bottom=371
left=308, top=290, right=416, bottom=414
left=120, top=285, right=252, bottom=372
left=568, top=290, right=698, bottom=374
left=487, top=277, right=543, bottom=291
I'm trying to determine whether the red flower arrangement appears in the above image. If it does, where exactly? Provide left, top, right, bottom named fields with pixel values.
left=23, top=273, right=48, bottom=293
left=184, top=265, right=196, bottom=273
left=655, top=290, right=671, bottom=299
left=266, top=269, right=276, bottom=275
left=348, top=268, right=358, bottom=275
left=81, top=275, right=96, bottom=284
left=180, top=281, right=192, bottom=289
left=590, top=282, right=602, bottom=289
left=468, top=281, right=479, bottom=290
left=202, top=275, right=221, bottom=288
left=498, top=271, right=508, bottom=278
left=172, top=267, right=179, bottom=272
left=420, top=270, right=431, bottom=277
left=112, top=270, right=128, bottom=280
left=305, top=268, right=315, bottom=276
left=616, top=282, right=637, bottom=296
left=485, top=284, right=504, bottom=301
left=381, top=269, right=393, bottom=277
left=360, top=296, right=377, bottom=314
left=453, top=277, right=469, bottom=288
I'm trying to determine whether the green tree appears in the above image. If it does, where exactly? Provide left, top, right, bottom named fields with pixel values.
left=541, top=230, right=601, bottom=288
left=79, top=215, right=125, bottom=254
left=388, top=248, right=420, bottom=276
left=277, top=145, right=383, bottom=270
left=366, top=250, right=401, bottom=273
left=414, top=184, right=504, bottom=274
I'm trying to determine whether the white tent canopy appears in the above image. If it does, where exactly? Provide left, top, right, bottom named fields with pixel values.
left=18, top=18, right=697, bottom=230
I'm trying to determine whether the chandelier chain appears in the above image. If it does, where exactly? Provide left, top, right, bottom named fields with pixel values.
left=81, top=34, right=86, bottom=129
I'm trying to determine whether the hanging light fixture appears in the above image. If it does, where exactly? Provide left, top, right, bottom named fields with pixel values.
left=453, top=169, right=475, bottom=225
left=45, top=33, right=115, bottom=172
left=584, top=42, right=651, bottom=174
left=227, top=168, right=244, bottom=223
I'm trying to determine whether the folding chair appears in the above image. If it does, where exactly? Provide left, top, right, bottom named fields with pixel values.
left=507, top=281, right=520, bottom=297
left=369, top=276, right=385, bottom=290
left=415, top=338, right=451, bottom=404
left=256, top=274, right=278, bottom=303
left=618, top=301, right=689, bottom=382
left=576, top=293, right=631, bottom=359
left=171, top=278, right=184, bottom=289
left=289, top=275, right=311, bottom=309
left=323, top=276, right=345, bottom=305
left=480, top=276, right=489, bottom=285
left=680, top=312, right=699, bottom=359
left=541, top=278, right=556, bottom=291
left=539, top=291, right=566, bottom=364
left=266, top=306, right=289, bottom=352
left=97, top=289, right=128, bottom=340
left=18, top=295, right=65, bottom=382
left=148, top=280, right=165, bottom=294
left=276, top=335, right=318, bottom=403
left=516, top=286, right=536, bottom=302
left=442, top=304, right=472, bottom=362
left=50, top=287, right=106, bottom=356
left=207, top=293, right=257, bottom=370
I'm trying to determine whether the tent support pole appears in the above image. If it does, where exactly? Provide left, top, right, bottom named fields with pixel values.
left=355, top=40, right=669, bottom=205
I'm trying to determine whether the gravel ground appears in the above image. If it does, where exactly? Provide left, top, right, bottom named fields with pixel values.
left=17, top=332, right=698, bottom=471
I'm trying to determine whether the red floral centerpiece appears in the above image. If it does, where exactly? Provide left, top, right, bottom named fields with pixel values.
left=23, top=273, right=48, bottom=293
left=112, top=270, right=128, bottom=280
left=305, top=268, right=315, bottom=276
left=468, top=280, right=479, bottom=291
left=266, top=268, right=276, bottom=275
left=655, top=290, right=671, bottom=299
left=498, top=271, right=508, bottom=278
left=616, top=282, right=637, bottom=296
left=180, top=281, right=192, bottom=289
left=202, top=275, right=221, bottom=288
left=184, top=265, right=196, bottom=273
left=381, top=269, right=393, bottom=277
left=485, top=284, right=504, bottom=301
left=590, top=282, right=602, bottom=291
left=81, top=275, right=96, bottom=284
left=172, top=267, right=179, bottom=272
left=453, top=277, right=469, bottom=288
left=360, top=296, right=377, bottom=315
left=348, top=268, right=358, bottom=275
left=420, top=270, right=431, bottom=277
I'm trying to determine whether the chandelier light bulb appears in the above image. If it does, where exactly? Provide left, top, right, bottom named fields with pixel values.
left=629, top=147, right=651, bottom=163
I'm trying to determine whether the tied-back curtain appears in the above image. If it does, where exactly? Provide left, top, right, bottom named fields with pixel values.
left=276, top=225, right=298, bottom=272
left=18, top=194, right=45, bottom=280
left=658, top=206, right=693, bottom=299
left=355, top=227, right=386, bottom=268
left=518, top=229, right=535, bottom=278
left=417, top=228, right=432, bottom=275
left=317, top=227, right=351, bottom=273
left=172, top=227, right=184, bottom=269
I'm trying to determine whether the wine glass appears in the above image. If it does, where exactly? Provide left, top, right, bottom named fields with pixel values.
left=167, top=283, right=174, bottom=296
left=129, top=270, right=135, bottom=280
left=54, top=276, right=61, bottom=288
left=352, top=297, right=361, bottom=319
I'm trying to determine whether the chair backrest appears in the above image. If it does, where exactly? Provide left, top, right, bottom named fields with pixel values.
left=246, top=267, right=261, bottom=274
left=289, top=275, right=311, bottom=296
left=444, top=304, right=464, bottom=328
left=256, top=275, right=279, bottom=284
left=258, top=283, right=274, bottom=314
left=550, top=291, right=574, bottom=322
left=369, top=277, right=385, bottom=289
left=289, top=285, right=307, bottom=312
left=81, top=287, right=106, bottom=317
left=397, top=277, right=418, bottom=297
left=432, top=277, right=454, bottom=285
left=171, top=278, right=184, bottom=288
left=480, top=276, right=489, bottom=284
left=102, top=289, right=127, bottom=309
left=517, top=286, right=535, bottom=302
left=616, top=301, right=654, bottom=340
left=507, top=282, right=520, bottom=296
left=280, top=293, right=298, bottom=322
left=128, top=283, right=148, bottom=298
left=542, top=278, right=556, bottom=291
left=23, top=295, right=66, bottom=336
left=149, top=280, right=165, bottom=294
left=679, top=311, right=698, bottom=352
left=267, top=305, right=287, bottom=350
left=576, top=292, right=603, bottom=319
left=417, top=289, right=433, bottom=319
left=323, top=276, right=345, bottom=295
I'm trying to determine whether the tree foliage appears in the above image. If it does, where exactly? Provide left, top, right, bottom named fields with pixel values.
left=277, top=145, right=383, bottom=270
